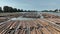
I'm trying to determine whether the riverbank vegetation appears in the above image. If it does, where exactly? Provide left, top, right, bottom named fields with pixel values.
left=0, top=6, right=60, bottom=13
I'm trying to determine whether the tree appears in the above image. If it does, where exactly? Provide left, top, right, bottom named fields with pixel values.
left=28, top=10, right=31, bottom=12
left=49, top=10, right=53, bottom=12
left=3, top=6, right=9, bottom=12
left=13, top=8, right=17, bottom=12
left=17, top=9, right=21, bottom=12
left=0, top=7, right=2, bottom=13
left=20, top=9, right=23, bottom=12
left=24, top=10, right=27, bottom=12
left=54, top=9, right=58, bottom=12
left=59, top=9, right=60, bottom=12
left=8, top=7, right=14, bottom=12
left=42, top=10, right=48, bottom=12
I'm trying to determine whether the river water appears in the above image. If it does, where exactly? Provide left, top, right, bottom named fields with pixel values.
left=11, top=12, right=60, bottom=20
left=38, top=12, right=60, bottom=16
left=19, top=12, right=60, bottom=16
left=11, top=18, right=36, bottom=20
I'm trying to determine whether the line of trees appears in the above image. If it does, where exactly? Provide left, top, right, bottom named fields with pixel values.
left=0, top=6, right=59, bottom=13
left=41, top=9, right=60, bottom=12
left=0, top=6, right=37, bottom=13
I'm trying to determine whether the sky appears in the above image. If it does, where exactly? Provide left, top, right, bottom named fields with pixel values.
left=0, top=0, right=60, bottom=11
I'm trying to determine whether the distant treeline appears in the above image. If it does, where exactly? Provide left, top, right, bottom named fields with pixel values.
left=0, top=6, right=59, bottom=13
left=0, top=6, right=37, bottom=13
left=41, top=9, right=60, bottom=12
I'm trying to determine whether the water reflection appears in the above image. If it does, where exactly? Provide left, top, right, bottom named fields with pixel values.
left=11, top=17, right=36, bottom=20
left=11, top=12, right=60, bottom=20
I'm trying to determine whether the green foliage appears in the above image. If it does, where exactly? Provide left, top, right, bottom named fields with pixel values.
left=0, top=6, right=59, bottom=13
left=0, top=7, right=2, bottom=13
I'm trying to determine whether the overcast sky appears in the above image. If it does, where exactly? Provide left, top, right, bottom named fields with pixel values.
left=0, top=0, right=60, bottom=11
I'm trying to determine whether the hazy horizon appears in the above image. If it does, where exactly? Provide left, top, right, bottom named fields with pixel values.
left=0, top=0, right=60, bottom=11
